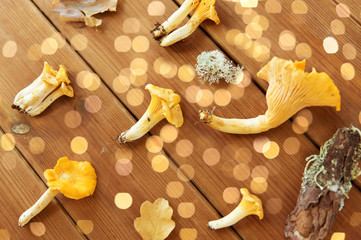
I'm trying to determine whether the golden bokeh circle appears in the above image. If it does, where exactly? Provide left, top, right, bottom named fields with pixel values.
left=77, top=220, right=94, bottom=234
left=30, top=222, right=46, bottom=237
left=114, top=192, right=133, bottom=209
left=203, top=148, right=220, bottom=166
left=185, top=85, right=201, bottom=103
left=178, top=202, right=195, bottom=218
left=115, top=148, right=133, bottom=161
left=176, top=139, right=193, bottom=157
left=151, top=155, right=169, bottom=173
left=177, top=164, right=195, bottom=182
left=295, top=43, right=312, bottom=59
left=250, top=177, right=268, bottom=194
left=323, top=37, right=339, bottom=54
left=226, top=29, right=241, bottom=45
left=51, top=32, right=66, bottom=48
left=130, top=58, right=148, bottom=76
left=123, top=18, right=141, bottom=33
left=223, top=187, right=240, bottom=204
left=85, top=95, right=102, bottom=113
left=29, top=137, right=46, bottom=155
left=41, top=38, right=58, bottom=55
left=71, top=136, right=88, bottom=154
left=349, top=212, right=361, bottom=226
left=148, top=1, right=165, bottom=16
left=291, top=0, right=308, bottom=14
left=115, top=159, right=133, bottom=176
left=166, top=181, right=184, bottom=198
left=2, top=40, right=17, bottom=58
left=160, top=61, right=178, bottom=79
left=214, top=89, right=232, bottom=106
left=283, top=137, right=300, bottom=155
left=342, top=43, right=356, bottom=60
left=196, top=89, right=213, bottom=107
left=114, top=35, right=131, bottom=52
left=71, top=34, right=88, bottom=51
left=245, top=22, right=263, bottom=39
left=179, top=228, right=198, bottom=240
left=330, top=19, right=345, bottom=35
left=113, top=75, right=130, bottom=93
left=178, top=65, right=195, bottom=82
left=160, top=124, right=179, bottom=143
left=265, top=0, right=282, bottom=13
left=132, top=36, right=150, bottom=52
left=126, top=88, right=144, bottom=106
left=233, top=163, right=250, bottom=181
left=228, top=84, right=244, bottom=99
left=1, top=133, right=15, bottom=151
left=146, top=136, right=163, bottom=153
left=331, top=233, right=346, bottom=240
left=235, top=147, right=252, bottom=163
left=253, top=136, right=270, bottom=153
left=242, top=9, right=258, bottom=24
left=279, top=30, right=296, bottom=51
left=252, top=15, right=269, bottom=31
left=27, top=44, right=43, bottom=61
left=262, top=141, right=280, bottom=159
left=336, top=3, right=350, bottom=18
left=340, top=63, right=355, bottom=80
left=64, top=110, right=82, bottom=128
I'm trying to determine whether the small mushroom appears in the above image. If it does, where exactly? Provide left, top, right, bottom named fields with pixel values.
left=208, top=188, right=263, bottom=230
left=118, top=84, right=184, bottom=144
left=12, top=62, right=74, bottom=116
left=199, top=57, right=341, bottom=134
left=18, top=157, right=96, bottom=227
left=159, top=0, right=220, bottom=47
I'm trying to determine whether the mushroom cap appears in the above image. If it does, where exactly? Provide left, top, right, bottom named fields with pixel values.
left=44, top=157, right=97, bottom=200
left=193, top=0, right=220, bottom=24
left=240, top=188, right=264, bottom=220
left=145, top=84, right=184, bottom=127
left=41, top=62, right=58, bottom=85
left=257, top=57, right=341, bottom=128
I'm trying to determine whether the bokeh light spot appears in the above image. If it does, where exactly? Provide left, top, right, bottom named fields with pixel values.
left=77, top=220, right=94, bottom=234
left=152, top=155, right=169, bottom=173
left=265, top=0, right=282, bottom=13
left=114, top=35, right=131, bottom=52
left=1, top=152, right=17, bottom=170
left=226, top=29, right=241, bottom=45
left=178, top=202, right=195, bottom=218
left=350, top=212, right=361, bottom=226
left=30, top=222, right=46, bottom=237
left=123, top=18, right=141, bottom=33
left=253, top=136, right=270, bottom=153
left=295, top=43, right=312, bottom=59
left=41, top=38, right=58, bottom=55
left=340, top=63, right=355, bottom=80
left=292, top=116, right=309, bottom=134
left=342, top=43, right=356, bottom=60
left=166, top=181, right=184, bottom=198
left=291, top=0, right=308, bottom=14
left=1, top=134, right=15, bottom=151
left=196, top=89, right=213, bottom=107
left=148, top=1, right=165, bottom=16
left=85, top=95, right=102, bottom=113
left=336, top=3, right=350, bottom=18
left=266, top=198, right=283, bottom=214
left=146, top=136, right=163, bottom=153
left=179, top=228, right=198, bottom=240
left=235, top=147, right=252, bottom=163
left=64, top=110, right=82, bottom=128
left=132, top=36, right=149, bottom=52
left=2, top=40, right=17, bottom=58
left=251, top=166, right=269, bottom=180
left=71, top=136, right=88, bottom=154
left=113, top=75, right=130, bottom=93
left=115, top=148, right=133, bottom=160
left=242, top=9, right=258, bottom=24
left=160, top=61, right=178, bottom=79
left=71, top=34, right=88, bottom=51
left=114, top=193, right=133, bottom=209
left=176, top=139, right=193, bottom=157
left=51, top=32, right=66, bottom=48
left=185, top=85, right=201, bottom=103
left=27, top=44, right=43, bottom=61
left=214, top=89, right=231, bottom=106
left=178, top=65, right=195, bottom=82
left=330, top=19, right=345, bottom=35
left=115, top=159, right=133, bottom=176
left=233, top=163, right=250, bottom=181
left=323, top=37, right=339, bottom=54
left=203, top=148, right=220, bottom=166
left=250, top=177, right=268, bottom=194
left=29, top=137, right=46, bottom=155
left=283, top=137, right=300, bottom=155
left=279, top=30, right=296, bottom=50
left=245, top=22, right=263, bottom=39
left=177, top=164, right=195, bottom=182
left=223, top=187, right=240, bottom=204
left=262, top=141, right=280, bottom=159
left=126, top=88, right=144, bottom=106
left=160, top=124, right=179, bottom=143
left=228, top=84, right=244, bottom=99
left=130, top=58, right=148, bottom=76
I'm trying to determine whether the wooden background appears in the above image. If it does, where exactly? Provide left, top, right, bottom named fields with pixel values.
left=0, top=0, right=360, bottom=239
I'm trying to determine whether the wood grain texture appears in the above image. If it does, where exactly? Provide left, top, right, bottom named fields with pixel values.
left=0, top=0, right=241, bottom=239
left=29, top=0, right=361, bottom=239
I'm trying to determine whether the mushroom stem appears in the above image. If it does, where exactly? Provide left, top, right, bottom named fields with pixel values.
left=18, top=188, right=59, bottom=227
left=152, top=0, right=200, bottom=39
left=199, top=110, right=269, bottom=134
left=118, top=110, right=165, bottom=144
left=208, top=206, right=247, bottom=230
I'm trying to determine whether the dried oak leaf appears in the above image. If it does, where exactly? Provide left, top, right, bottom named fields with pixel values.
left=134, top=198, right=175, bottom=240
left=52, top=0, right=118, bottom=27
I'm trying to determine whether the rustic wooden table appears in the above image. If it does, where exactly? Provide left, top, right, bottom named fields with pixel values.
left=0, top=0, right=360, bottom=239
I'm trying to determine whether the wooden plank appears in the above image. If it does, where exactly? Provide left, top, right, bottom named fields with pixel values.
left=333, top=0, right=361, bottom=23
left=31, top=0, right=361, bottom=239
left=0, top=1, right=241, bottom=239
left=0, top=134, right=85, bottom=240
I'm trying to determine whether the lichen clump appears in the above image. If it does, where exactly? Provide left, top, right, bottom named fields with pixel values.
left=195, top=50, right=243, bottom=85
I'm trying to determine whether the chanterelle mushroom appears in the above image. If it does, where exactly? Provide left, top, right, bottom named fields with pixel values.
left=154, top=0, right=220, bottom=47
left=208, top=188, right=263, bottom=230
left=118, top=84, right=184, bottom=144
left=52, top=0, right=118, bottom=27
left=12, top=62, right=74, bottom=116
left=18, top=157, right=97, bottom=227
left=199, top=57, right=341, bottom=134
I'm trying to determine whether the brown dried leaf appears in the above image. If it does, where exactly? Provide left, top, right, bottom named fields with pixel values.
left=134, top=198, right=175, bottom=240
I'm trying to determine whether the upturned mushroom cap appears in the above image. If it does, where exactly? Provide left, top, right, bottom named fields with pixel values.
left=257, top=57, right=341, bottom=128
left=239, top=188, right=263, bottom=220
left=145, top=84, right=184, bottom=127
left=44, top=157, right=97, bottom=200
left=194, top=0, right=220, bottom=24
